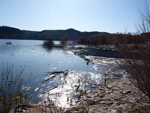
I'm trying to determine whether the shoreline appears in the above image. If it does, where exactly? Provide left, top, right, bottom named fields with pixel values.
left=13, top=79, right=150, bottom=113
left=71, top=45, right=127, bottom=80
left=65, top=79, right=150, bottom=113
left=71, top=45, right=122, bottom=58
left=65, top=46, right=150, bottom=112
left=13, top=45, right=150, bottom=113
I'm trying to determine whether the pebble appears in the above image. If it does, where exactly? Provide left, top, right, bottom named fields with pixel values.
left=99, top=101, right=113, bottom=105
left=121, top=90, right=131, bottom=94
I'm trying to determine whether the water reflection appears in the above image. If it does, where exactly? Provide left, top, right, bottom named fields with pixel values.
left=0, top=39, right=95, bottom=104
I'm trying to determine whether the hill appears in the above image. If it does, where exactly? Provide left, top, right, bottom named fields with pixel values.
left=0, top=26, right=24, bottom=39
left=0, top=26, right=109, bottom=40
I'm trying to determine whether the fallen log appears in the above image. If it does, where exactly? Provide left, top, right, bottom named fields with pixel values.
left=42, top=70, right=68, bottom=83
left=47, top=70, right=67, bottom=74
left=41, top=86, right=58, bottom=94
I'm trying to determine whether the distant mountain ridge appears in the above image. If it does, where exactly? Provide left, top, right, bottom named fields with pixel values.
left=0, top=26, right=109, bottom=40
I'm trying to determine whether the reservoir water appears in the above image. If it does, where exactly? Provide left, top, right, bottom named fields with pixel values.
left=0, top=39, right=100, bottom=105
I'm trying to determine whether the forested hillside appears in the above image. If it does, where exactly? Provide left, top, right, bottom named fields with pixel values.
left=0, top=26, right=108, bottom=40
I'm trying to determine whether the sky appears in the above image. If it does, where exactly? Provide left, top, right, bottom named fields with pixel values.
left=0, top=0, right=149, bottom=33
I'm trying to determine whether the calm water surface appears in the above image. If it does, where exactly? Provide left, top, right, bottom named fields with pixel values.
left=0, top=39, right=97, bottom=103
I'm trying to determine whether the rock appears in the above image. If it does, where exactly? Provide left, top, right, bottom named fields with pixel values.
left=74, top=102, right=82, bottom=108
left=94, top=92, right=99, bottom=97
left=22, top=109, right=26, bottom=112
left=87, top=100, right=95, bottom=105
left=106, top=90, right=113, bottom=94
left=112, top=91, right=122, bottom=97
left=94, top=89, right=102, bottom=93
left=99, top=101, right=113, bottom=105
left=99, top=93, right=104, bottom=97
left=111, top=109, right=117, bottom=113
left=90, top=91, right=95, bottom=95
left=82, top=95, right=87, bottom=100
left=5, top=42, right=12, bottom=45
left=121, top=90, right=131, bottom=94
left=86, top=93, right=94, bottom=99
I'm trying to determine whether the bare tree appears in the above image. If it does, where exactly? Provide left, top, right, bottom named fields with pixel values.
left=137, top=0, right=150, bottom=34
left=120, top=0, right=150, bottom=100
left=120, top=48, right=150, bottom=98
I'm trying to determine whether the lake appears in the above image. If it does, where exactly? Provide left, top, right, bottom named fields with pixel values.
left=0, top=39, right=101, bottom=105
left=0, top=39, right=126, bottom=107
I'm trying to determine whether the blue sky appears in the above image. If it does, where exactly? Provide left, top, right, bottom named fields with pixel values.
left=0, top=0, right=149, bottom=33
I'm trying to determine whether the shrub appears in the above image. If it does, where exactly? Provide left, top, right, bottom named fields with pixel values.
left=43, top=38, right=54, bottom=47
left=61, top=35, right=70, bottom=45
left=119, top=48, right=150, bottom=99
left=0, top=64, right=28, bottom=113
left=119, top=0, right=150, bottom=100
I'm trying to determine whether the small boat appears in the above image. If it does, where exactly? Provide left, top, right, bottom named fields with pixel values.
left=5, top=42, right=12, bottom=45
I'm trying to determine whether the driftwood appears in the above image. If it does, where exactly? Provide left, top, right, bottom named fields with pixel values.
left=42, top=70, right=68, bottom=83
left=46, top=70, right=68, bottom=74
left=41, top=86, right=58, bottom=94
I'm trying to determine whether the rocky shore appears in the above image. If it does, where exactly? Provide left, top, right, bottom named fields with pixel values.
left=72, top=45, right=122, bottom=58
left=13, top=79, right=150, bottom=113
left=66, top=79, right=150, bottom=113
left=12, top=46, right=150, bottom=113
